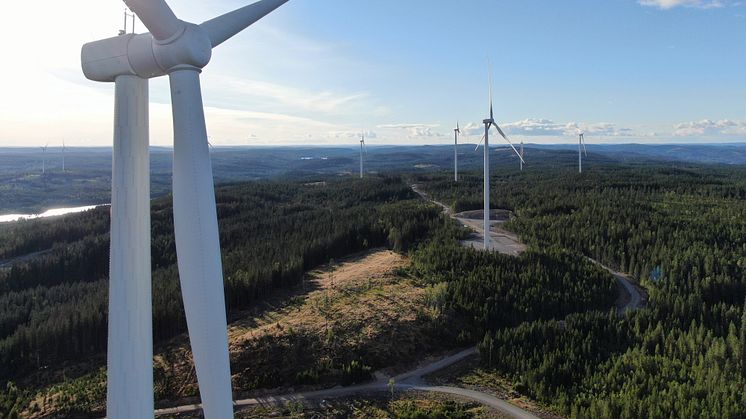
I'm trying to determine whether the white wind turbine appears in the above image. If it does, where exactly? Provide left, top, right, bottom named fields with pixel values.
left=519, top=139, right=524, bottom=171
left=62, top=140, right=66, bottom=173
left=474, top=66, right=525, bottom=250
left=454, top=122, right=461, bottom=182
left=81, top=1, right=290, bottom=418
left=359, top=132, right=367, bottom=179
left=578, top=133, right=587, bottom=173
left=41, top=143, right=48, bottom=174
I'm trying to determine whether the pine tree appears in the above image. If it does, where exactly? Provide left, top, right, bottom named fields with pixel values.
left=740, top=298, right=746, bottom=378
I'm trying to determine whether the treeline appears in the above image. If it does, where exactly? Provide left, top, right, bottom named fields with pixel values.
left=0, top=176, right=442, bottom=381
left=417, top=163, right=746, bottom=417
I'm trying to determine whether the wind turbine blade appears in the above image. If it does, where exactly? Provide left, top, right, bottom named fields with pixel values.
left=492, top=123, right=525, bottom=164
left=475, top=134, right=485, bottom=152
left=201, top=0, right=290, bottom=48
left=582, top=137, right=588, bottom=157
left=123, top=0, right=183, bottom=41
left=168, top=69, right=233, bottom=419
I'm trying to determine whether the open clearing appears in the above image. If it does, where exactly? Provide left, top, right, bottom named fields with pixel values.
left=411, top=184, right=526, bottom=257
left=27, top=248, right=468, bottom=417
left=455, top=210, right=527, bottom=256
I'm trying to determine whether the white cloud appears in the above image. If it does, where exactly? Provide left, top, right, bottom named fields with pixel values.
left=376, top=123, right=445, bottom=139
left=498, top=119, right=634, bottom=137
left=638, top=0, right=725, bottom=9
left=212, top=76, right=368, bottom=114
left=673, top=119, right=746, bottom=136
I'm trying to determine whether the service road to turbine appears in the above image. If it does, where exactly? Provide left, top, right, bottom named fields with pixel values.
left=411, top=183, right=647, bottom=311
left=410, top=184, right=526, bottom=256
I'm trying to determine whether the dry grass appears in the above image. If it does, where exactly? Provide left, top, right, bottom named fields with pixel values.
left=233, top=391, right=506, bottom=419
left=26, top=249, right=463, bottom=416
left=154, top=249, right=462, bottom=406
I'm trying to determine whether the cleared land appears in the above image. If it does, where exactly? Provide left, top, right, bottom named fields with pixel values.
left=169, top=392, right=508, bottom=418
left=410, top=184, right=526, bottom=257
left=25, top=249, right=466, bottom=417
left=455, top=210, right=527, bottom=256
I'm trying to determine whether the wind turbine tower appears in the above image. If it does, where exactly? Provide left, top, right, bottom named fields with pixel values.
left=454, top=122, right=460, bottom=182
left=359, top=133, right=366, bottom=179
left=62, top=140, right=66, bottom=173
left=41, top=144, right=48, bottom=174
left=520, top=139, right=524, bottom=171
left=475, top=65, right=525, bottom=250
left=578, top=133, right=587, bottom=173
left=81, top=1, right=290, bottom=417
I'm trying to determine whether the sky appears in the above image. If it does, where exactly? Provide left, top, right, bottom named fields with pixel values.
left=0, top=0, right=744, bottom=147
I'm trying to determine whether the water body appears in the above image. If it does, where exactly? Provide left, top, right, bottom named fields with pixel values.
left=0, top=204, right=107, bottom=223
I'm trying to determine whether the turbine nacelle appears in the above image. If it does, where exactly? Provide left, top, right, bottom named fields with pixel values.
left=82, top=23, right=212, bottom=82
left=82, top=0, right=289, bottom=82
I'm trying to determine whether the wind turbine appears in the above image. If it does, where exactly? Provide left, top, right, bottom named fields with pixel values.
left=62, top=140, right=66, bottom=173
left=474, top=65, right=525, bottom=250
left=519, top=139, right=524, bottom=171
left=454, top=122, right=461, bottom=182
left=81, top=1, right=290, bottom=418
left=578, top=133, right=587, bottom=173
left=40, top=144, right=48, bottom=174
left=359, top=132, right=366, bottom=179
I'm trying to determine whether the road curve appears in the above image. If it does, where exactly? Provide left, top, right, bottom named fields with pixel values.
left=586, top=258, right=647, bottom=315
left=155, top=347, right=539, bottom=418
left=411, top=386, right=538, bottom=419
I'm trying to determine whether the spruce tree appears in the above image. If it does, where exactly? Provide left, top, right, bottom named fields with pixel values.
left=740, top=298, right=746, bottom=379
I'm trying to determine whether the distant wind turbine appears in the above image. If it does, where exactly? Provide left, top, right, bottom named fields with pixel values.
left=520, top=139, right=524, bottom=171
left=41, top=144, right=48, bottom=174
left=474, top=63, right=525, bottom=250
left=359, top=133, right=366, bottom=179
left=62, top=140, right=66, bottom=173
left=454, top=122, right=461, bottom=182
left=578, top=133, right=587, bottom=173
left=81, top=0, right=290, bottom=417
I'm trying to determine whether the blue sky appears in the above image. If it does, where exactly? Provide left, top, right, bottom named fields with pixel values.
left=0, top=0, right=744, bottom=146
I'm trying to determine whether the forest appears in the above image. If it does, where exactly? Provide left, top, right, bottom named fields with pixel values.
left=0, top=176, right=441, bottom=381
left=415, top=162, right=746, bottom=417
left=2, top=160, right=746, bottom=418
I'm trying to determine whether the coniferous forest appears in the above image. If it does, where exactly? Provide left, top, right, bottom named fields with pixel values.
left=2, top=161, right=746, bottom=418
left=0, top=177, right=439, bottom=379
left=415, top=163, right=746, bottom=417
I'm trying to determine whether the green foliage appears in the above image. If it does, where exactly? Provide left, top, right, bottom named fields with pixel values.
left=340, top=360, right=372, bottom=386
left=410, top=236, right=617, bottom=334
left=0, top=177, right=442, bottom=381
left=0, top=382, right=27, bottom=419
left=392, top=399, right=475, bottom=419
left=740, top=299, right=746, bottom=379
left=416, top=164, right=746, bottom=417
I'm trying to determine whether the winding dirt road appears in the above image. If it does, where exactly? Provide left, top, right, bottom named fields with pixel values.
left=156, top=347, right=539, bottom=419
